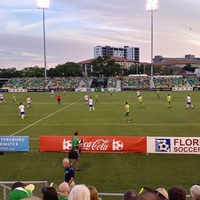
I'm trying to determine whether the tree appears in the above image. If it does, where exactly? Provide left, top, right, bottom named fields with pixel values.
left=22, top=66, right=44, bottom=77
left=53, top=62, right=82, bottom=77
left=91, top=56, right=122, bottom=77
left=183, top=64, right=196, bottom=72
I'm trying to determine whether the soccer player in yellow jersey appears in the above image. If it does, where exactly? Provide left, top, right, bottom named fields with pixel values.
left=167, top=94, right=172, bottom=108
left=156, top=90, right=160, bottom=99
left=95, top=94, right=99, bottom=103
left=12, top=95, right=18, bottom=106
left=138, top=95, right=145, bottom=108
left=124, top=102, right=130, bottom=123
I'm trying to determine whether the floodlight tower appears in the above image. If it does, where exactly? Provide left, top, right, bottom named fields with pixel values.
left=146, top=0, right=158, bottom=88
left=37, top=0, right=49, bottom=78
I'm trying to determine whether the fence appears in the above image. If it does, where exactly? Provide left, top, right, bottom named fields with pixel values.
left=0, top=181, right=48, bottom=200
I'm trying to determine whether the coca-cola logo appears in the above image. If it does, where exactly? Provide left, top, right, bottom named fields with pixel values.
left=83, top=139, right=109, bottom=150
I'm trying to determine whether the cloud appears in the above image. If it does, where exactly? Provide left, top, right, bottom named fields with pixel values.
left=1, top=0, right=200, bottom=68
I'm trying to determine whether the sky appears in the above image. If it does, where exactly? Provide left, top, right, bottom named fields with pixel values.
left=0, top=0, right=200, bottom=69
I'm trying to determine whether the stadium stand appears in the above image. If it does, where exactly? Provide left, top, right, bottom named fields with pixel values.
left=121, top=75, right=151, bottom=89
left=2, top=78, right=19, bottom=89
left=107, top=77, right=117, bottom=88
left=186, top=75, right=200, bottom=87
left=79, top=77, right=92, bottom=88
left=153, top=76, right=188, bottom=88
left=48, top=77, right=82, bottom=91
left=2, top=75, right=200, bottom=90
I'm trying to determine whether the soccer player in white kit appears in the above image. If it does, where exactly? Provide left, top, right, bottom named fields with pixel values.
left=89, top=97, right=95, bottom=111
left=19, top=102, right=25, bottom=119
left=84, top=94, right=89, bottom=104
left=136, top=91, right=140, bottom=98
left=26, top=96, right=31, bottom=108
left=186, top=94, right=194, bottom=109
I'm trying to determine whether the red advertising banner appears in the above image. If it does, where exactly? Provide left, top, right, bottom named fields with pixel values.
left=40, top=136, right=146, bottom=153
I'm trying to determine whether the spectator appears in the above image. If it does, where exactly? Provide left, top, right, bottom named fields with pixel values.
left=168, top=185, right=186, bottom=200
left=124, top=190, right=138, bottom=200
left=190, top=185, right=200, bottom=200
left=138, top=187, right=167, bottom=200
left=62, top=158, right=75, bottom=190
left=87, top=186, right=99, bottom=200
left=42, top=186, right=58, bottom=200
left=69, top=185, right=90, bottom=200
left=58, top=182, right=70, bottom=200
left=9, top=182, right=33, bottom=200
left=156, top=188, right=169, bottom=200
left=23, top=197, right=41, bottom=200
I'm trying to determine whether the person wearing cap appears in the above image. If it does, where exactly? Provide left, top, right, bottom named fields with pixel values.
left=155, top=188, right=168, bottom=200
left=137, top=187, right=166, bottom=200
left=71, top=131, right=82, bottom=172
left=9, top=182, right=33, bottom=200
left=63, top=158, right=75, bottom=190
left=190, top=184, right=200, bottom=200
left=58, top=182, right=70, bottom=200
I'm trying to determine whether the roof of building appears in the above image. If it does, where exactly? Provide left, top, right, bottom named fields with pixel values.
left=153, top=59, right=200, bottom=66
left=77, top=56, right=137, bottom=65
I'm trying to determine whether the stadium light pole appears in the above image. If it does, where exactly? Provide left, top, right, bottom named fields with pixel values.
left=37, top=0, right=49, bottom=78
left=146, top=0, right=158, bottom=88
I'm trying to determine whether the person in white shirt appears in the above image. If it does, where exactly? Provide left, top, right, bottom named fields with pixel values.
left=186, top=94, right=194, bottom=109
left=0, top=93, right=6, bottom=103
left=19, top=102, right=25, bottom=119
left=84, top=94, right=89, bottom=104
left=88, top=97, right=95, bottom=111
left=51, top=90, right=54, bottom=97
left=136, top=91, right=140, bottom=98
left=26, top=96, right=31, bottom=108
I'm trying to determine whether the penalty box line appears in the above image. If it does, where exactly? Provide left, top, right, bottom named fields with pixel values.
left=10, top=98, right=83, bottom=136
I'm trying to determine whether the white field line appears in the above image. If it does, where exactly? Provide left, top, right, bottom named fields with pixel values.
left=10, top=98, right=82, bottom=136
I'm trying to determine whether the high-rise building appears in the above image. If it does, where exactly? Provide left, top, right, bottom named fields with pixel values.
left=94, top=46, right=139, bottom=62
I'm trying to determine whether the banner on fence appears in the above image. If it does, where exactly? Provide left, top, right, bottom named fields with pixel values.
left=147, top=137, right=200, bottom=154
left=0, top=136, right=29, bottom=152
left=40, top=136, right=146, bottom=153
left=8, top=89, right=27, bottom=92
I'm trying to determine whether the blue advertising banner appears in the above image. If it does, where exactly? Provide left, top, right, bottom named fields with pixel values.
left=0, top=136, right=29, bottom=152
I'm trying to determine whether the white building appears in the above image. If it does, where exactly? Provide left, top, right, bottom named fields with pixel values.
left=94, top=46, right=139, bottom=62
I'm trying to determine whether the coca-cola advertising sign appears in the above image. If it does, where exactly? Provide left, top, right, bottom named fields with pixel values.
left=40, top=136, right=146, bottom=153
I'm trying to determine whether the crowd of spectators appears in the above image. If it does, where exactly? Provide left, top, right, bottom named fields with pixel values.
left=8, top=181, right=200, bottom=200
left=185, top=75, right=200, bottom=87
left=107, top=76, right=117, bottom=88
left=48, top=77, right=81, bottom=91
left=79, top=78, right=92, bottom=88
left=2, top=75, right=200, bottom=90
left=153, top=76, right=188, bottom=88
left=121, top=75, right=151, bottom=89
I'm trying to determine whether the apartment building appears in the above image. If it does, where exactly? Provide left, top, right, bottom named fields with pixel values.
left=94, top=46, right=139, bottom=62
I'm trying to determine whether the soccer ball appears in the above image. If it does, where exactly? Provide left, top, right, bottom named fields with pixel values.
left=158, top=140, right=169, bottom=152
left=112, top=140, right=123, bottom=151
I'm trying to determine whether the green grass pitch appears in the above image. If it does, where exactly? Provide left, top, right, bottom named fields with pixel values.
left=1, top=90, right=200, bottom=196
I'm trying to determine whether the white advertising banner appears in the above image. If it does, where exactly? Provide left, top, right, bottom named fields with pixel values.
left=147, top=137, right=200, bottom=154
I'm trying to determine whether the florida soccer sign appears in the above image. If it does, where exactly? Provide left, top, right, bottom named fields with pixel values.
left=147, top=137, right=200, bottom=154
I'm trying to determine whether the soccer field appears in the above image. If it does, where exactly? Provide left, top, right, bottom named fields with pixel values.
left=1, top=90, right=200, bottom=197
